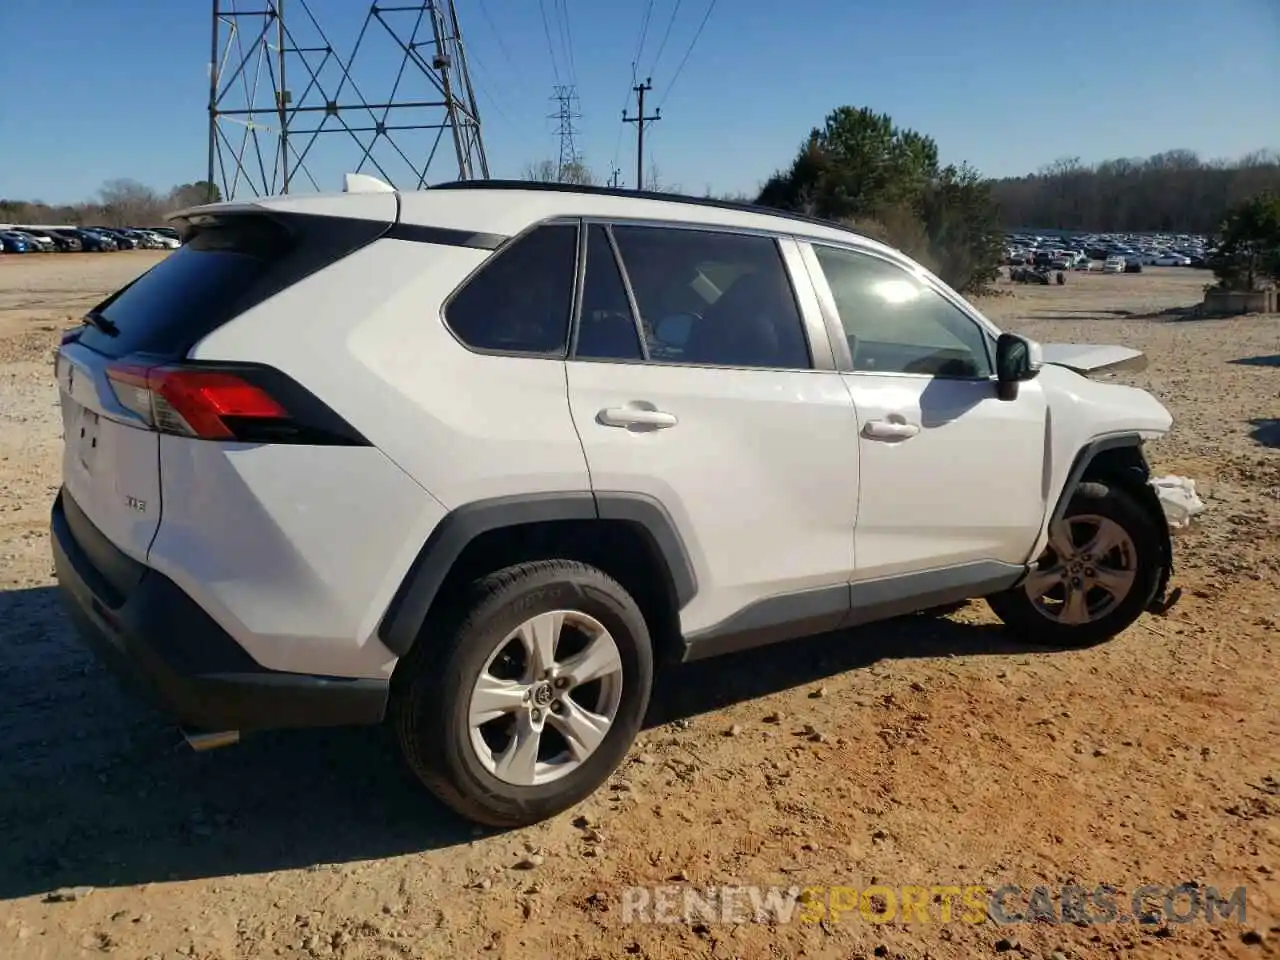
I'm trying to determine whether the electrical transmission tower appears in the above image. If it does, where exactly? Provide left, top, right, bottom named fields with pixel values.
left=207, top=0, right=489, bottom=202
left=549, top=85, right=582, bottom=180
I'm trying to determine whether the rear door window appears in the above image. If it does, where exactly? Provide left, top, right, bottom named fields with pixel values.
left=609, top=225, right=812, bottom=370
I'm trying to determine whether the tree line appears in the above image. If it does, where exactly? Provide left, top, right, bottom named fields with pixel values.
left=0, top=179, right=221, bottom=229
left=6, top=120, right=1276, bottom=294
left=990, top=151, right=1280, bottom=234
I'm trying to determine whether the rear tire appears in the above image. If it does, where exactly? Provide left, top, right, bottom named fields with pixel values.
left=987, top=481, right=1163, bottom=648
left=392, top=560, right=653, bottom=828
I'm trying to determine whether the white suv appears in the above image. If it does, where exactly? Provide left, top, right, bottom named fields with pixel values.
left=51, top=180, right=1181, bottom=826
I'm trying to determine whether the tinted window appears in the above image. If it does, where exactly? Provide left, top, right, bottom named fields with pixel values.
left=611, top=225, right=811, bottom=370
left=575, top=225, right=643, bottom=361
left=813, top=245, right=992, bottom=378
left=80, top=215, right=293, bottom=359
left=447, top=224, right=577, bottom=356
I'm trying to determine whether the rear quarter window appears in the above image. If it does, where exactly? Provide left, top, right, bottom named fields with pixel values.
left=77, top=212, right=391, bottom=360
left=79, top=216, right=294, bottom=359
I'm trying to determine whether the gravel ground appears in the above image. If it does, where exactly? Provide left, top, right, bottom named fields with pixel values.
left=0, top=253, right=1277, bottom=960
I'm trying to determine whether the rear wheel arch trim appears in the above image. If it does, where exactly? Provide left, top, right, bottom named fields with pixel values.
left=377, top=491, right=697, bottom=658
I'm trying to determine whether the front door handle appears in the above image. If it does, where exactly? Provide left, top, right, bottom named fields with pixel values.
left=863, top=418, right=920, bottom=441
left=597, top=406, right=679, bottom=430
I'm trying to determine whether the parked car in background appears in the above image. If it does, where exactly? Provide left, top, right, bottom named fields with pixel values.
left=124, top=229, right=164, bottom=249
left=137, top=229, right=180, bottom=249
left=0, top=231, right=35, bottom=253
left=1102, top=256, right=1126, bottom=273
left=22, top=227, right=82, bottom=252
left=9, top=229, right=56, bottom=253
left=76, top=229, right=118, bottom=252
left=46, top=229, right=86, bottom=252
left=86, top=227, right=136, bottom=250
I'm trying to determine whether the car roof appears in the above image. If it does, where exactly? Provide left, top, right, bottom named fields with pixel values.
left=178, top=179, right=902, bottom=261
left=401, top=180, right=886, bottom=250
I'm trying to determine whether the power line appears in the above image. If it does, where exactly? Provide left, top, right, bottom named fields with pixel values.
left=658, top=0, right=717, bottom=110
left=631, top=0, right=655, bottom=73
left=613, top=1, right=656, bottom=171
left=537, top=0, right=562, bottom=83
left=475, top=0, right=524, bottom=83
left=554, top=0, right=578, bottom=88
left=648, top=0, right=683, bottom=77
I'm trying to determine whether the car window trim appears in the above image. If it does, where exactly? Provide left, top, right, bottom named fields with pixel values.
left=569, top=218, right=829, bottom=374
left=604, top=224, right=651, bottom=362
left=801, top=239, right=998, bottom=381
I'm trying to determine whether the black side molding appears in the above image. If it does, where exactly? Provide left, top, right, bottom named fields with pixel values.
left=384, top=222, right=509, bottom=251
left=681, top=583, right=850, bottom=662
left=378, top=491, right=699, bottom=657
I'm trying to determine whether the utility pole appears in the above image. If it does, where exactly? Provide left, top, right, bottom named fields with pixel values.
left=622, top=78, right=659, bottom=191
left=608, top=167, right=622, bottom=189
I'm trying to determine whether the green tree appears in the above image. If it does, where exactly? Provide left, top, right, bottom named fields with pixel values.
left=1209, top=191, right=1280, bottom=290
left=522, top=159, right=596, bottom=186
left=169, top=181, right=222, bottom=208
left=919, top=164, right=1006, bottom=292
left=757, top=106, right=1002, bottom=292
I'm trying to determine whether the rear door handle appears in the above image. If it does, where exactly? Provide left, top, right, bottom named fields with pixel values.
left=863, top=418, right=920, bottom=441
left=597, top=406, right=678, bottom=429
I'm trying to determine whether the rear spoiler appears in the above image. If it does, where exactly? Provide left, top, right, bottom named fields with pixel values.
left=1039, top=343, right=1149, bottom=375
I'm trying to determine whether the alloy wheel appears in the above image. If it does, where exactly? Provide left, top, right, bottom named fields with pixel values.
left=1024, top=514, right=1138, bottom=626
left=467, top=610, right=625, bottom=786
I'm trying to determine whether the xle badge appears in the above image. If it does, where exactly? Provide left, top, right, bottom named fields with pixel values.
left=125, top=496, right=147, bottom=513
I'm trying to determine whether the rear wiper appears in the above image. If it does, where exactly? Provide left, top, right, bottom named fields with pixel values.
left=81, top=310, right=119, bottom=337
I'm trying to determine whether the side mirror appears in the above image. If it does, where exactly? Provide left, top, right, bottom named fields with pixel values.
left=995, top=332, right=1042, bottom=400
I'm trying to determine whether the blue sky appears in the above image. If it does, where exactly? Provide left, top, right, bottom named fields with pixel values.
left=1, top=0, right=1277, bottom=204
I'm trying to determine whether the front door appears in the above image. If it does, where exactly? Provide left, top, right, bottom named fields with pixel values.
left=566, top=222, right=861, bottom=637
left=803, top=241, right=1049, bottom=582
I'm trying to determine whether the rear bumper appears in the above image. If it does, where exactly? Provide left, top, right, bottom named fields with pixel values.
left=50, top=489, right=388, bottom=732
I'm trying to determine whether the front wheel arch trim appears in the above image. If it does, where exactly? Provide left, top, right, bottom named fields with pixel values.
left=1047, top=433, right=1176, bottom=612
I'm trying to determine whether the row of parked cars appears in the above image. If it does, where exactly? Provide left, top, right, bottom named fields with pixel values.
left=0, top=225, right=181, bottom=254
left=1004, top=231, right=1212, bottom=273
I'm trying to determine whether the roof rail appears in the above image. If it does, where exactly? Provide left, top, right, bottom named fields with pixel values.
left=427, top=179, right=867, bottom=240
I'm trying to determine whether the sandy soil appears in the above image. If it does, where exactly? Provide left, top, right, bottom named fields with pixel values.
left=0, top=253, right=1277, bottom=960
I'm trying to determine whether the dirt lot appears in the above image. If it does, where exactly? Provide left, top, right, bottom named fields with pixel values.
left=1, top=253, right=1278, bottom=960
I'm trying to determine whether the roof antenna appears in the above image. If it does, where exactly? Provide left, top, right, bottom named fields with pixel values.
left=343, top=173, right=395, bottom=194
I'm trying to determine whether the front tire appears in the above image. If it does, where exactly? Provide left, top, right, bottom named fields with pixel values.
left=393, top=560, right=654, bottom=827
left=988, top=481, right=1163, bottom=648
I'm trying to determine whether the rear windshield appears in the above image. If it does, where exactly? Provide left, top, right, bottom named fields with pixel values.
left=78, top=216, right=293, bottom=359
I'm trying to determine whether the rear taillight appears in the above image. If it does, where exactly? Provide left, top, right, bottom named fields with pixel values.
left=104, top=363, right=293, bottom=442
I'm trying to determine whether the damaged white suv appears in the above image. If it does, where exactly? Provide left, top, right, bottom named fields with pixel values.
left=51, top=179, right=1181, bottom=827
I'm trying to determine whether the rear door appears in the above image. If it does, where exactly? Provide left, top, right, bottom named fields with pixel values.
left=565, top=221, right=860, bottom=637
